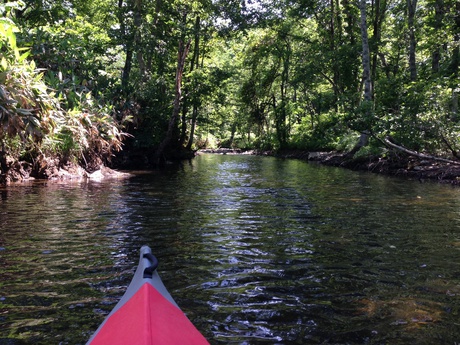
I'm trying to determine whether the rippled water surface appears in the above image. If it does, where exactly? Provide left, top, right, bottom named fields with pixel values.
left=2, top=153, right=460, bottom=344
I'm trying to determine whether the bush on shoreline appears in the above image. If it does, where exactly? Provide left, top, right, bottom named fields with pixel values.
left=0, top=5, right=128, bottom=183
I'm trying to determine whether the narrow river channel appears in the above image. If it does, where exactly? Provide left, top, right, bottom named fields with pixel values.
left=2, top=153, right=460, bottom=344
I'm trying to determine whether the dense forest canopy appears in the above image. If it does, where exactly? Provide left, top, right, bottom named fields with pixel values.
left=0, top=0, right=459, bottom=174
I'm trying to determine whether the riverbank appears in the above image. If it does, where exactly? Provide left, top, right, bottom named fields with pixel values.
left=199, top=148, right=460, bottom=185
left=4, top=146, right=460, bottom=185
left=273, top=150, right=460, bottom=185
left=0, top=153, right=131, bottom=184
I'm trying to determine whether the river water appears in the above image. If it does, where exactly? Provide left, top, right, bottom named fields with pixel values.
left=1, top=153, right=460, bottom=344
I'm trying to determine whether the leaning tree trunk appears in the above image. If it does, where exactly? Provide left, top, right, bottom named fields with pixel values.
left=155, top=39, right=191, bottom=163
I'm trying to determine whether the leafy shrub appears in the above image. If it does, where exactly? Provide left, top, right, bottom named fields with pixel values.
left=0, top=6, right=129, bottom=173
left=353, top=143, right=388, bottom=160
left=290, top=111, right=347, bottom=150
left=43, top=91, right=130, bottom=169
left=0, top=12, right=63, bottom=151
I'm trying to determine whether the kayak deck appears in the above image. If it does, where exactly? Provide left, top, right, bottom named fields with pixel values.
left=86, top=246, right=209, bottom=345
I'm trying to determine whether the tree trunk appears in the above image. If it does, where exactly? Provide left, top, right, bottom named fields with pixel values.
left=276, top=36, right=291, bottom=148
left=179, top=98, right=188, bottom=147
left=431, top=0, right=444, bottom=74
left=118, top=0, right=132, bottom=93
left=155, top=39, right=191, bottom=163
left=360, top=0, right=372, bottom=103
left=186, top=16, right=201, bottom=150
left=408, top=0, right=418, bottom=81
left=349, top=0, right=373, bottom=155
left=342, top=0, right=361, bottom=106
left=133, top=0, right=146, bottom=79
left=186, top=106, right=198, bottom=150
left=330, top=0, right=340, bottom=110
left=122, top=48, right=133, bottom=93
left=451, top=0, right=460, bottom=120
left=371, top=0, right=387, bottom=94
left=180, top=16, right=200, bottom=150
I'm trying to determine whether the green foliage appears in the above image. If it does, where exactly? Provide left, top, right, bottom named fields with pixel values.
left=290, top=111, right=347, bottom=151
left=43, top=93, right=130, bottom=165
left=3, top=0, right=459, bottom=165
left=371, top=74, right=456, bottom=154
left=0, top=7, right=128, bottom=171
left=0, top=13, right=62, bottom=149
left=129, top=76, right=174, bottom=148
left=253, top=133, right=277, bottom=151
left=26, top=16, right=120, bottom=99
left=353, top=142, right=388, bottom=160
left=345, top=100, right=375, bottom=133
left=336, top=131, right=360, bottom=152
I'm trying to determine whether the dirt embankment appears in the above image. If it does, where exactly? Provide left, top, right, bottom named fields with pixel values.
left=0, top=153, right=130, bottom=184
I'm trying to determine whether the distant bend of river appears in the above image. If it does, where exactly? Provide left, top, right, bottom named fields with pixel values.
left=2, top=153, right=460, bottom=344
